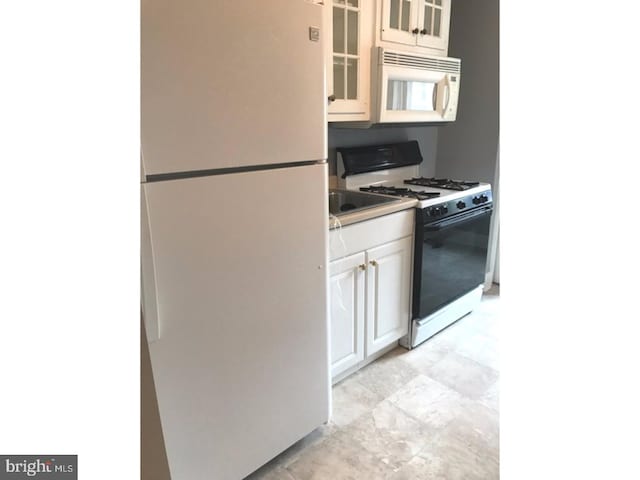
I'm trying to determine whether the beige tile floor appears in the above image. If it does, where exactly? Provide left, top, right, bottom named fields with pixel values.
left=245, top=286, right=500, bottom=480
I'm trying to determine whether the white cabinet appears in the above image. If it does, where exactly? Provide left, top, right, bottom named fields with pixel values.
left=324, top=0, right=452, bottom=124
left=379, top=0, right=451, bottom=55
left=329, top=252, right=366, bottom=377
left=325, top=0, right=373, bottom=121
left=329, top=210, right=414, bottom=380
left=365, top=236, right=412, bottom=356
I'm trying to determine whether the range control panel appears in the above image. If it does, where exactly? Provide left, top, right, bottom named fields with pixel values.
left=422, top=190, right=493, bottom=222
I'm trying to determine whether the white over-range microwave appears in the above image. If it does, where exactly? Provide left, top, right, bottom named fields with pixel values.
left=372, top=48, right=461, bottom=124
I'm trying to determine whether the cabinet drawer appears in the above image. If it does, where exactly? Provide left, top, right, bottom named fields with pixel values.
left=329, top=209, right=414, bottom=261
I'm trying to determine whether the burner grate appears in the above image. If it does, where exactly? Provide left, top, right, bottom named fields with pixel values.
left=404, top=177, right=480, bottom=191
left=360, top=186, right=440, bottom=201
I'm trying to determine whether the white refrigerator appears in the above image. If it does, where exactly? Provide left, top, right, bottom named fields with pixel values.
left=140, top=1, right=330, bottom=479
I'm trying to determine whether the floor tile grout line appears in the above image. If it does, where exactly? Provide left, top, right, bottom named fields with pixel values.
left=383, top=380, right=468, bottom=443
left=285, top=421, right=399, bottom=480
left=420, top=349, right=500, bottom=401
left=452, top=349, right=500, bottom=373
left=335, top=371, right=385, bottom=403
left=351, top=364, right=422, bottom=406
left=277, top=424, right=343, bottom=471
left=382, top=373, right=498, bottom=451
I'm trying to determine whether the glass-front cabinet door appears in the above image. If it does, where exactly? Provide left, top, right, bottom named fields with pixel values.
left=381, top=0, right=419, bottom=45
left=380, top=0, right=450, bottom=54
left=415, top=0, right=450, bottom=51
left=326, top=0, right=373, bottom=121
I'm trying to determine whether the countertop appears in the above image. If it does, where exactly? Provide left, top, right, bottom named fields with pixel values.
left=329, top=197, right=418, bottom=229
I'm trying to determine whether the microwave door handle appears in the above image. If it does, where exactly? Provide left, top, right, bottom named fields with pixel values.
left=442, top=77, right=451, bottom=115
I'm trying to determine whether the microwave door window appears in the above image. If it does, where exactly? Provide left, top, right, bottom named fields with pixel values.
left=387, top=79, right=436, bottom=111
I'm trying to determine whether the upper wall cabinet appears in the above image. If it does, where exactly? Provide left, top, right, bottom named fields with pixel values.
left=325, top=0, right=373, bottom=122
left=379, top=0, right=451, bottom=55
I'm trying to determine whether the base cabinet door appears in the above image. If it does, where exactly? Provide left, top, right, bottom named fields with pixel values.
left=366, top=236, right=412, bottom=356
left=329, top=252, right=366, bottom=378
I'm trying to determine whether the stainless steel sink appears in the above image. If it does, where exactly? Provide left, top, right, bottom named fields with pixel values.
left=328, top=189, right=400, bottom=216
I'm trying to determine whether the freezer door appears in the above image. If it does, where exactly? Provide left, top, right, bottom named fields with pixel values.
left=142, top=164, right=330, bottom=480
left=142, top=0, right=327, bottom=176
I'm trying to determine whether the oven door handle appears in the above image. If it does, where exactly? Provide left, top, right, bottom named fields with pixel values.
left=424, top=206, right=492, bottom=232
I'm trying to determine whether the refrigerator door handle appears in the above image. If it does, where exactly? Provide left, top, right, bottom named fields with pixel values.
left=141, top=187, right=160, bottom=343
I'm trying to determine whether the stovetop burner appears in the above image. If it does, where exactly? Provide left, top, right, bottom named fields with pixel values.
left=404, top=177, right=480, bottom=191
left=360, top=186, right=441, bottom=201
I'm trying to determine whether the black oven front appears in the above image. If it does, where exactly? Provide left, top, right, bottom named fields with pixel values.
left=412, top=198, right=493, bottom=321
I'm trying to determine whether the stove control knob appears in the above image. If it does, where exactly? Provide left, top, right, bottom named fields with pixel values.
left=480, top=194, right=489, bottom=203
left=457, top=201, right=466, bottom=209
left=441, top=205, right=448, bottom=214
left=431, top=207, right=440, bottom=216
left=472, top=196, right=481, bottom=205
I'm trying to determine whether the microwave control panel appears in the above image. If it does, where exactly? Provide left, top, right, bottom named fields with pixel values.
left=443, top=75, right=459, bottom=120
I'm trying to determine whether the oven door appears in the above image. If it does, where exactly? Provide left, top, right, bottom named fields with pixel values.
left=412, top=206, right=493, bottom=320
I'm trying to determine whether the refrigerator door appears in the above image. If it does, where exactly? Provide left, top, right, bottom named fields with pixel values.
left=141, top=164, right=330, bottom=480
left=141, top=0, right=327, bottom=177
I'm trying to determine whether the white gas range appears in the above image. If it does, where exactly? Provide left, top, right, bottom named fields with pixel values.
left=338, top=164, right=491, bottom=204
left=337, top=141, right=493, bottom=349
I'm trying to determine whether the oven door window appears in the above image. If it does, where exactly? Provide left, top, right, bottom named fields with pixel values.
left=386, top=79, right=437, bottom=112
left=415, top=209, right=492, bottom=319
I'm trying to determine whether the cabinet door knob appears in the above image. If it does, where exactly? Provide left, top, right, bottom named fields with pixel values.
left=328, top=94, right=336, bottom=103
left=412, top=28, right=419, bottom=34
left=370, top=260, right=378, bottom=267
left=420, top=29, right=427, bottom=35
left=358, top=264, right=367, bottom=271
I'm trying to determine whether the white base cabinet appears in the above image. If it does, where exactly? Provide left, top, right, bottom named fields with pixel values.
left=329, top=210, right=414, bottom=380
left=365, top=236, right=412, bottom=356
left=329, top=252, right=366, bottom=377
